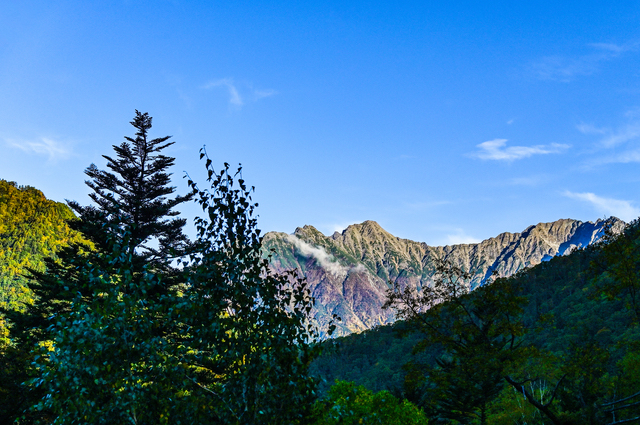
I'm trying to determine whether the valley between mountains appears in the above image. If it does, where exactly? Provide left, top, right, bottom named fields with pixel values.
left=264, top=218, right=624, bottom=336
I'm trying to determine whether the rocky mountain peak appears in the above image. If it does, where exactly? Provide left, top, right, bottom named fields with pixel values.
left=264, top=217, right=624, bottom=337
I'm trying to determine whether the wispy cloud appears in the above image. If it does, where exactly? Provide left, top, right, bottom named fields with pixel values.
left=563, top=191, right=640, bottom=222
left=597, top=123, right=640, bottom=148
left=202, top=78, right=277, bottom=108
left=471, top=139, right=569, bottom=161
left=577, top=112, right=640, bottom=165
left=203, top=78, right=243, bottom=107
left=254, top=88, right=277, bottom=100
left=5, top=137, right=72, bottom=161
left=508, top=175, right=550, bottom=186
left=285, top=234, right=366, bottom=277
left=531, top=41, right=638, bottom=82
left=576, top=123, right=607, bottom=136
left=589, top=42, right=629, bottom=53
left=442, top=228, right=481, bottom=246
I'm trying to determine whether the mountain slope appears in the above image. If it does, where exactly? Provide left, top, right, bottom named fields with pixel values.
left=0, top=180, right=81, bottom=312
left=264, top=218, right=623, bottom=336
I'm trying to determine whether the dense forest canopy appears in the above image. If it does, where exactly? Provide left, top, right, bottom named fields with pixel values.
left=0, top=180, right=82, bottom=313
left=312, top=221, right=640, bottom=424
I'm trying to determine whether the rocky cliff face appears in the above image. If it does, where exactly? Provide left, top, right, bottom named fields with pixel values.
left=263, top=217, right=624, bottom=337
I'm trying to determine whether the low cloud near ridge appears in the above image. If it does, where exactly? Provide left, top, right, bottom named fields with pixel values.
left=472, top=139, right=569, bottom=161
left=443, top=228, right=481, bottom=245
left=285, top=234, right=365, bottom=277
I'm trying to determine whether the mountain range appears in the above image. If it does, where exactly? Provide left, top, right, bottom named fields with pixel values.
left=263, top=217, right=624, bottom=336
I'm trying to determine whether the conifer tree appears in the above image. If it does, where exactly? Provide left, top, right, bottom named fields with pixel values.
left=7, top=111, right=192, bottom=344
left=3, top=111, right=193, bottom=424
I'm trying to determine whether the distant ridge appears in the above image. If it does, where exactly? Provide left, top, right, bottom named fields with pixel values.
left=263, top=217, right=624, bottom=337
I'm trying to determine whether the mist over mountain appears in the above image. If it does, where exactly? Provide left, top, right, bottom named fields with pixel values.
left=264, top=218, right=624, bottom=336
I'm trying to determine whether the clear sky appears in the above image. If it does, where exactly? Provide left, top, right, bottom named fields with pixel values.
left=2, top=1, right=640, bottom=245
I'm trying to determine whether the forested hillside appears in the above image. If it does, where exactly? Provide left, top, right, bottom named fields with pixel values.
left=0, top=180, right=82, bottom=313
left=312, top=221, right=640, bottom=424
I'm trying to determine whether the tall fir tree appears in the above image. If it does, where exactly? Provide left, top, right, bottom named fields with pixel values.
left=7, top=110, right=192, bottom=343
left=3, top=111, right=193, bottom=424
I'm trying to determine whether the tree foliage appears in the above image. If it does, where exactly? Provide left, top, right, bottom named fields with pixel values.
left=312, top=380, right=429, bottom=425
left=0, top=181, right=85, bottom=423
left=7, top=113, right=324, bottom=424
left=167, top=152, right=323, bottom=424
left=385, top=258, right=528, bottom=425
left=0, top=181, right=81, bottom=313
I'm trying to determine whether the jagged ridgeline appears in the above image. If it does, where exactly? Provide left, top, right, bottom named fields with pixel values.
left=263, top=218, right=624, bottom=336
left=0, top=180, right=82, bottom=312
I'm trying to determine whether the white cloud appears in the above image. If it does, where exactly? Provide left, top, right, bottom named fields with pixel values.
left=577, top=114, right=640, bottom=165
left=443, top=229, right=481, bottom=246
left=254, top=88, right=277, bottom=100
left=472, top=139, right=569, bottom=161
left=351, top=263, right=366, bottom=273
left=202, top=78, right=278, bottom=108
left=285, top=234, right=349, bottom=277
left=563, top=191, right=640, bottom=222
left=589, top=42, right=634, bottom=53
left=203, top=78, right=243, bottom=107
left=530, top=41, right=638, bottom=82
left=576, top=123, right=607, bottom=135
left=5, top=137, right=71, bottom=161
left=606, top=149, right=640, bottom=163
left=285, top=234, right=368, bottom=277
left=599, top=123, right=640, bottom=148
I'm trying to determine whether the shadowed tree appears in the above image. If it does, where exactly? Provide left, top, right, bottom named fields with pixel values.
left=3, top=111, right=194, bottom=423
left=385, top=258, right=529, bottom=425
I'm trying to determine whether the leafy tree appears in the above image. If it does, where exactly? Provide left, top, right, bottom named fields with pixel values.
left=0, top=180, right=81, bottom=313
left=594, top=218, right=640, bottom=322
left=590, top=219, right=640, bottom=424
left=385, top=258, right=528, bottom=425
left=171, top=153, right=324, bottom=424
left=31, top=226, right=189, bottom=424
left=24, top=124, right=326, bottom=423
left=312, top=380, right=429, bottom=425
left=0, top=181, right=85, bottom=423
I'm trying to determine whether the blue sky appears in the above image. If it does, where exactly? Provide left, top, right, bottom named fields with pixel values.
left=2, top=1, right=640, bottom=245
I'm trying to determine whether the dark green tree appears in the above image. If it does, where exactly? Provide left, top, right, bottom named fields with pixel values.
left=595, top=217, right=640, bottom=322
left=27, top=142, right=327, bottom=423
left=311, top=380, right=429, bottom=425
left=385, top=258, right=528, bottom=425
left=4, top=111, right=193, bottom=423
left=31, top=225, right=190, bottom=424
left=7, top=110, right=192, bottom=344
left=172, top=152, right=325, bottom=424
